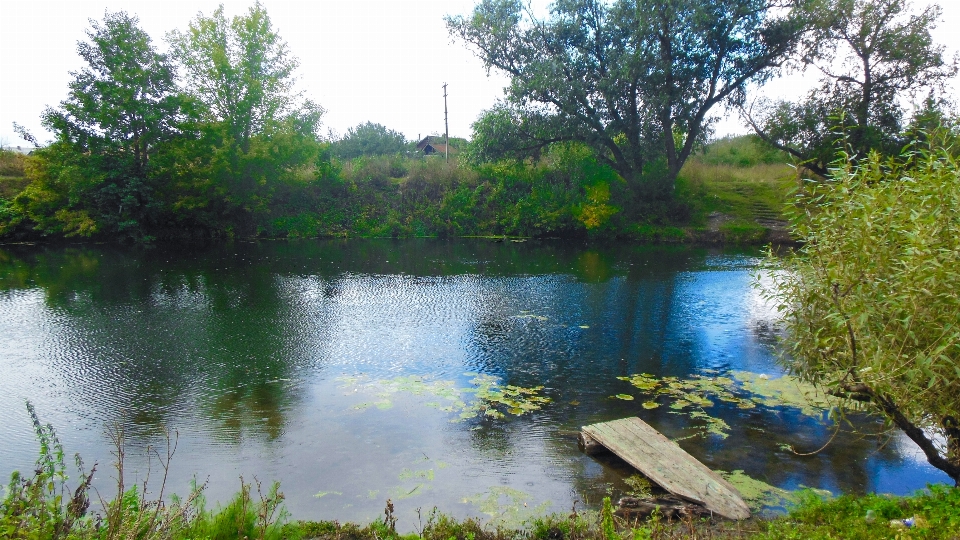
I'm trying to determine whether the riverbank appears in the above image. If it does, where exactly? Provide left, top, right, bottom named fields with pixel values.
left=0, top=137, right=798, bottom=245
left=6, top=478, right=959, bottom=539
left=288, top=487, right=960, bottom=539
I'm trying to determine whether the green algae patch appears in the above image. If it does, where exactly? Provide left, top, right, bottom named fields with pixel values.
left=719, top=470, right=831, bottom=514
left=339, top=373, right=551, bottom=422
left=617, top=371, right=839, bottom=440
left=729, top=371, right=833, bottom=416
left=461, top=486, right=553, bottom=529
left=398, top=467, right=435, bottom=482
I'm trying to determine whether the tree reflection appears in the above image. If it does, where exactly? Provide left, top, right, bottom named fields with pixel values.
left=0, top=239, right=941, bottom=502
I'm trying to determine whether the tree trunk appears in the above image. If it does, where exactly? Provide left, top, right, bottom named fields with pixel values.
left=855, top=384, right=960, bottom=486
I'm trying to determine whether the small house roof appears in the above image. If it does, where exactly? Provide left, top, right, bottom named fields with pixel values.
left=416, top=136, right=458, bottom=154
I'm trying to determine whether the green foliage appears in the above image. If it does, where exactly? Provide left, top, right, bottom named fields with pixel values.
left=333, top=122, right=409, bottom=159
left=182, top=479, right=287, bottom=540
left=600, top=498, right=619, bottom=540
left=750, top=0, right=958, bottom=176
left=164, top=2, right=324, bottom=238
left=8, top=401, right=956, bottom=540
left=717, top=222, right=768, bottom=244
left=764, top=142, right=960, bottom=483
left=719, top=471, right=831, bottom=514
left=448, top=0, right=807, bottom=188
left=678, top=135, right=796, bottom=229
left=28, top=11, right=186, bottom=242
left=168, top=2, right=314, bottom=150
left=0, top=149, right=27, bottom=177
left=756, top=485, right=960, bottom=539
left=694, top=136, right=788, bottom=168
left=622, top=476, right=652, bottom=500
left=2, top=4, right=806, bottom=244
left=4, top=403, right=295, bottom=540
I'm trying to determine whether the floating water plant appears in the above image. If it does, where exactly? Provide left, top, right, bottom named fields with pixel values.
left=616, top=371, right=836, bottom=439
left=339, top=373, right=551, bottom=422
left=718, top=470, right=831, bottom=514
left=623, top=474, right=653, bottom=499
left=461, top=486, right=552, bottom=528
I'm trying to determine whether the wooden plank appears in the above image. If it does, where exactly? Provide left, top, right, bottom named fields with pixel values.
left=582, top=417, right=750, bottom=520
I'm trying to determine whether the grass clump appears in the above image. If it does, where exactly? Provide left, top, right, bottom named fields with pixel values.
left=755, top=486, right=960, bottom=539
left=1, top=402, right=286, bottom=540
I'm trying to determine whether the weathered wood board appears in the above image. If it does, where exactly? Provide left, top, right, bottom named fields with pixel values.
left=581, top=417, right=750, bottom=520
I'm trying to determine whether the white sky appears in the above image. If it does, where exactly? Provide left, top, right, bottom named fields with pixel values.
left=1, top=0, right=958, bottom=148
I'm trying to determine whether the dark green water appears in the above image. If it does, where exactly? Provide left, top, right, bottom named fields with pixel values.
left=0, top=239, right=945, bottom=524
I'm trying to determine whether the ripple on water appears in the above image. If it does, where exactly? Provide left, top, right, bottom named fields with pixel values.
left=0, top=241, right=950, bottom=524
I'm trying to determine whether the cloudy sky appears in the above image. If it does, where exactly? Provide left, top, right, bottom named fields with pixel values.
left=1, top=0, right=957, bottom=148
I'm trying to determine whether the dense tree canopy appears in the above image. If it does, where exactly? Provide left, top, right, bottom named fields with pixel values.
left=23, top=11, right=185, bottom=240
left=747, top=0, right=957, bottom=176
left=3, top=5, right=327, bottom=241
left=44, top=11, right=183, bottom=171
left=166, top=2, right=324, bottom=234
left=448, top=0, right=809, bottom=194
left=168, top=2, right=320, bottom=151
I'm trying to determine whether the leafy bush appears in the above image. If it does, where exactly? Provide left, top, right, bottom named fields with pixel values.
left=332, top=122, right=409, bottom=160
left=0, top=402, right=95, bottom=539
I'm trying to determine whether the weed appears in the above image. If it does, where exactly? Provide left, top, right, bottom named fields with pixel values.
left=0, top=401, right=96, bottom=539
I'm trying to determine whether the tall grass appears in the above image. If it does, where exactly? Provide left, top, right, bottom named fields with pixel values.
left=1, top=403, right=287, bottom=540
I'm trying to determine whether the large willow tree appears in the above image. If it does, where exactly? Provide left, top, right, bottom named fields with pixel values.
left=448, top=0, right=809, bottom=195
left=765, top=138, right=960, bottom=485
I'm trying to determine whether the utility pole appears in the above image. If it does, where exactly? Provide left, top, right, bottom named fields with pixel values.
left=443, top=82, right=449, bottom=163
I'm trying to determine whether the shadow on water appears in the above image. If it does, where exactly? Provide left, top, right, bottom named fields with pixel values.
left=0, top=239, right=949, bottom=524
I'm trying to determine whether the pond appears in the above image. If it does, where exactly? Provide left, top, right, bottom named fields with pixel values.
left=0, top=239, right=947, bottom=526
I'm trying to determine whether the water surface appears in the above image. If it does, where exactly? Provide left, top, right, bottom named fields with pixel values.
left=0, top=239, right=945, bottom=525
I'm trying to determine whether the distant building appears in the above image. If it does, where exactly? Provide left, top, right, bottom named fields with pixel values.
left=415, top=136, right=458, bottom=156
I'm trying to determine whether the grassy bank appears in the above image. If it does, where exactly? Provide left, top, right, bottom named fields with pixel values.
left=7, top=476, right=959, bottom=539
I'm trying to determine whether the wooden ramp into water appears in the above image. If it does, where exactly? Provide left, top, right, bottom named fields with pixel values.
left=580, top=417, right=751, bottom=520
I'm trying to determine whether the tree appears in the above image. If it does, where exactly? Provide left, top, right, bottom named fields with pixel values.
left=30, top=11, right=184, bottom=240
left=168, top=2, right=314, bottom=152
left=332, top=122, right=408, bottom=159
left=448, top=0, right=807, bottom=195
left=746, top=0, right=957, bottom=176
left=167, top=2, right=323, bottom=233
left=763, top=142, right=960, bottom=485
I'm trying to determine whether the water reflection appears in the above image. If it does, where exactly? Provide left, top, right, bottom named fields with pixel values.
left=0, top=239, right=948, bottom=524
